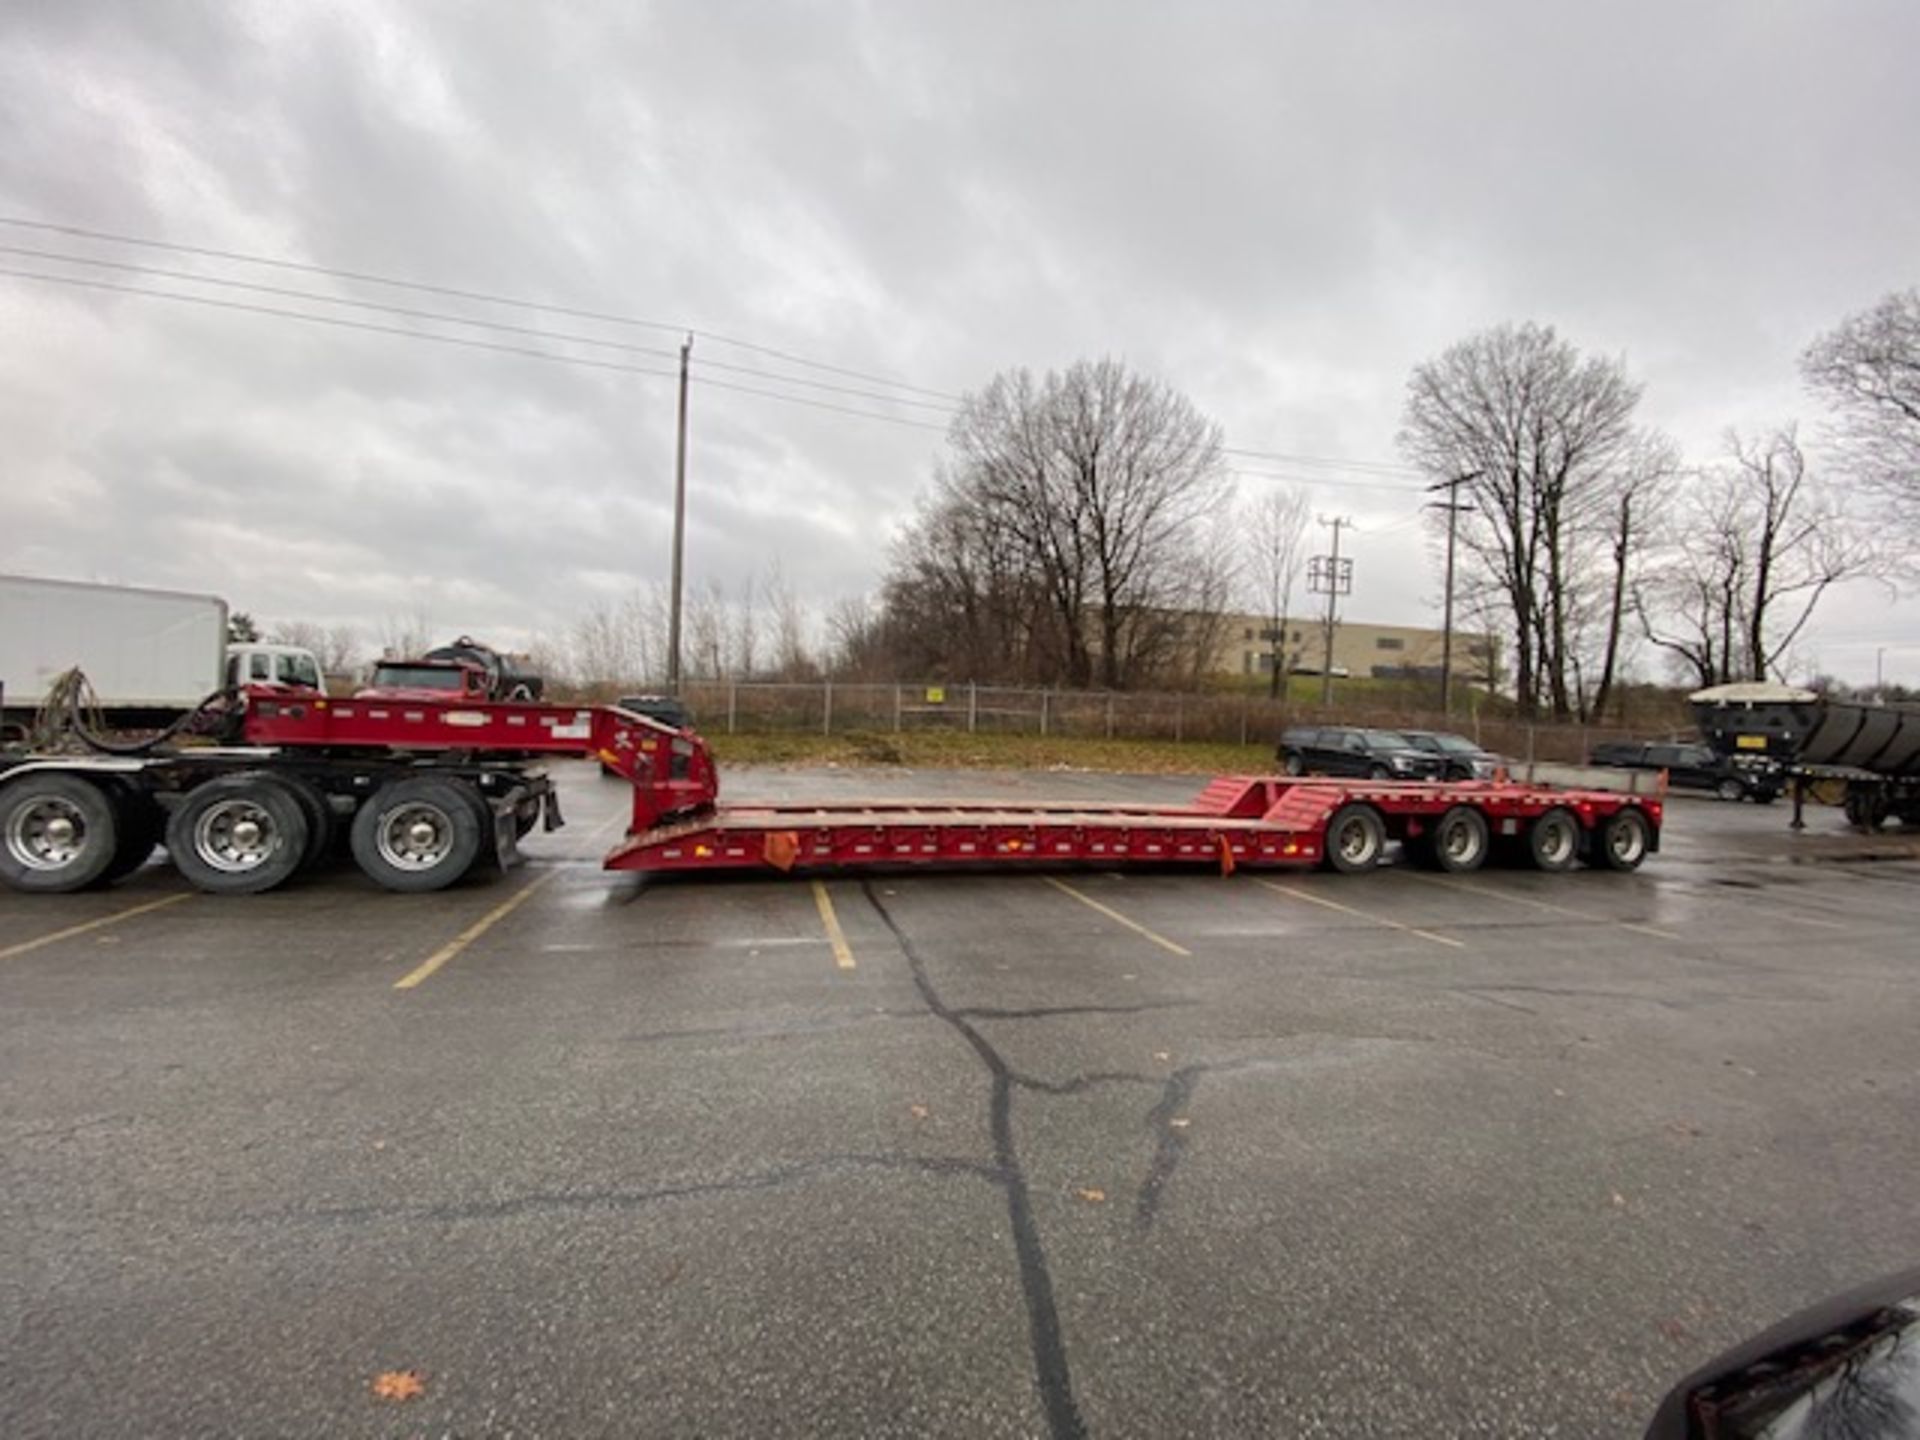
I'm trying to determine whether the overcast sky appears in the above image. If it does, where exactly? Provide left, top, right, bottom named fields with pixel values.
left=2, top=1, right=1916, bottom=682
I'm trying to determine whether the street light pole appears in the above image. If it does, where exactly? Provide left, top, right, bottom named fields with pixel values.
left=667, top=333, right=691, bottom=692
left=1427, top=470, right=1480, bottom=715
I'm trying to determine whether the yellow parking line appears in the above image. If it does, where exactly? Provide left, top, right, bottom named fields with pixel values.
left=393, top=870, right=559, bottom=989
left=1407, top=873, right=1682, bottom=941
left=811, top=881, right=856, bottom=970
left=1256, top=878, right=1466, bottom=949
left=394, top=809, right=626, bottom=990
left=0, top=893, right=190, bottom=960
left=1042, top=876, right=1191, bottom=957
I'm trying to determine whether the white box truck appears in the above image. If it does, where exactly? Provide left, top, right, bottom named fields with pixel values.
left=0, top=574, right=321, bottom=734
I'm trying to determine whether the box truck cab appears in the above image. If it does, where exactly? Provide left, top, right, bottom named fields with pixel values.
left=225, top=644, right=324, bottom=693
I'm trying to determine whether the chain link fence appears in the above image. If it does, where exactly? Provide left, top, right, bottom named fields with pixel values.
left=653, top=679, right=1671, bottom=765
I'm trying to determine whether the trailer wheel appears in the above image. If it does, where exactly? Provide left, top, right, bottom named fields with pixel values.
left=1527, top=807, right=1582, bottom=873
left=100, top=788, right=165, bottom=883
left=1324, top=803, right=1386, bottom=873
left=1595, top=808, right=1651, bottom=872
left=268, top=775, right=335, bottom=871
left=166, top=775, right=310, bottom=895
left=0, top=774, right=120, bottom=893
left=351, top=777, right=483, bottom=892
left=1427, top=805, right=1490, bottom=874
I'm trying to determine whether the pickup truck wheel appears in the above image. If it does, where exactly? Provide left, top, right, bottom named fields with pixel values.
left=1367, top=764, right=1391, bottom=781
left=1527, top=807, right=1582, bottom=873
left=1429, top=805, right=1490, bottom=874
left=1324, top=803, right=1386, bottom=873
left=1281, top=752, right=1305, bottom=776
left=1714, top=778, right=1744, bottom=802
left=1596, top=808, right=1651, bottom=872
left=167, top=774, right=309, bottom=894
left=351, top=777, right=483, bottom=892
left=0, top=774, right=120, bottom=893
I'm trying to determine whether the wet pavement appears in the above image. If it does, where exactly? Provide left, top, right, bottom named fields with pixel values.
left=3, top=762, right=1917, bottom=1437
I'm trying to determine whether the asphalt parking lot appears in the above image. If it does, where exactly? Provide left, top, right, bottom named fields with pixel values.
left=4, top=763, right=1919, bottom=1439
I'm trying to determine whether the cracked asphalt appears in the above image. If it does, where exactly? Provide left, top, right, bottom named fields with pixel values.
left=3, top=761, right=1919, bottom=1438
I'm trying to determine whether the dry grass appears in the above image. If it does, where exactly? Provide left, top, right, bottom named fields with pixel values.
left=709, top=729, right=1275, bottom=774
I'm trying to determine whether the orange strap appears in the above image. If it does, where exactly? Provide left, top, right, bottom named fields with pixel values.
left=1218, top=835, right=1236, bottom=878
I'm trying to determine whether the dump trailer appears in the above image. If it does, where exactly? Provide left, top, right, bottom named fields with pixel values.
left=0, top=683, right=1663, bottom=895
left=1691, top=683, right=1920, bottom=829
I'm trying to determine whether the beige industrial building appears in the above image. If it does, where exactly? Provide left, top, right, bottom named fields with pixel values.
left=1217, top=613, right=1497, bottom=684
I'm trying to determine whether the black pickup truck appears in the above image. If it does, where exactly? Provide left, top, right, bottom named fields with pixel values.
left=1588, top=739, right=1782, bottom=802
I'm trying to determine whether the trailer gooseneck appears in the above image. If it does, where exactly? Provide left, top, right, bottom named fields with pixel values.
left=1, top=686, right=1662, bottom=896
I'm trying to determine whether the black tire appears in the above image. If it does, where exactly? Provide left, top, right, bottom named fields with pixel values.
left=1445, top=764, right=1473, bottom=782
left=1527, top=806, right=1582, bottom=873
left=1427, top=805, right=1491, bottom=874
left=267, top=774, right=335, bottom=871
left=1595, top=808, right=1652, bottom=872
left=100, top=787, right=165, bottom=884
left=350, top=776, right=484, bottom=892
left=166, top=774, right=309, bottom=895
left=1714, top=777, right=1745, bottom=803
left=1281, top=751, right=1305, bottom=777
left=1324, top=803, right=1387, bottom=874
left=1367, top=764, right=1391, bottom=781
left=0, top=773, right=120, bottom=893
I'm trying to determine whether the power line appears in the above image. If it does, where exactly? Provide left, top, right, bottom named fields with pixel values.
left=1221, top=443, right=1420, bottom=475
left=1228, top=464, right=1426, bottom=494
left=0, top=213, right=966, bottom=402
left=0, top=240, right=961, bottom=414
left=0, top=265, right=948, bottom=430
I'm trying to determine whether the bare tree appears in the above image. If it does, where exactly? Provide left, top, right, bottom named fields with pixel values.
left=762, top=561, right=815, bottom=680
left=1400, top=322, right=1642, bottom=718
left=944, top=359, right=1230, bottom=689
left=272, top=621, right=364, bottom=678
left=1638, top=427, right=1875, bottom=686
left=1802, top=288, right=1920, bottom=514
left=379, top=609, right=434, bottom=660
left=732, top=573, right=760, bottom=680
left=1587, top=432, right=1677, bottom=720
left=685, top=578, right=729, bottom=680
left=1243, top=486, right=1310, bottom=697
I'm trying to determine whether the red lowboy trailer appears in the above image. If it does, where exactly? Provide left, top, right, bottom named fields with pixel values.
left=0, top=687, right=1661, bottom=895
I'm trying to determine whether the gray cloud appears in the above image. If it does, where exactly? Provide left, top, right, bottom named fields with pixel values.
left=2, top=0, right=1915, bottom=679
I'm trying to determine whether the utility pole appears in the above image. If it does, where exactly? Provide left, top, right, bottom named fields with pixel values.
left=1426, top=470, right=1480, bottom=716
left=666, top=333, right=691, bottom=692
left=1308, top=517, right=1354, bottom=706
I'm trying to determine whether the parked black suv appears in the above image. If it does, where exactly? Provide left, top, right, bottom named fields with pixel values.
left=1588, top=740, right=1781, bottom=802
left=1400, top=730, right=1502, bottom=780
left=1276, top=726, right=1446, bottom=780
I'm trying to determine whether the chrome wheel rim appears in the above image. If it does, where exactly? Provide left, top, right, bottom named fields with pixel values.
left=1608, top=817, right=1645, bottom=864
left=1441, top=817, right=1482, bottom=865
left=193, top=797, right=281, bottom=873
left=377, top=803, right=455, bottom=871
left=1538, top=818, right=1576, bottom=865
left=1337, top=818, right=1377, bottom=865
left=5, top=795, right=88, bottom=871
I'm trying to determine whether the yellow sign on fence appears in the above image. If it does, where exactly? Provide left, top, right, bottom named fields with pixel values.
left=925, top=686, right=946, bottom=704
